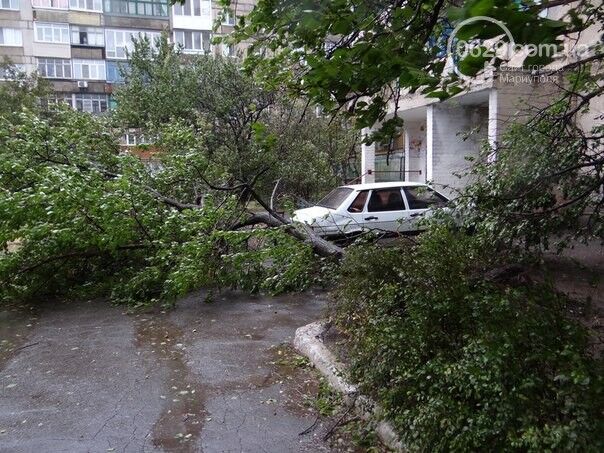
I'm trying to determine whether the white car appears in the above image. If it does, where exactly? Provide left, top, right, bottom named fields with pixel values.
left=292, top=182, right=449, bottom=237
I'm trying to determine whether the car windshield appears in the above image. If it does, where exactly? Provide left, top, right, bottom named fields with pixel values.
left=317, top=187, right=353, bottom=210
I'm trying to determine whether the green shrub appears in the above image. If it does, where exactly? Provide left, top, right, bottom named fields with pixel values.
left=333, top=226, right=603, bottom=451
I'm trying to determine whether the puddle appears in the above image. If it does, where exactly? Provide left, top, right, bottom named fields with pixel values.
left=135, top=314, right=207, bottom=452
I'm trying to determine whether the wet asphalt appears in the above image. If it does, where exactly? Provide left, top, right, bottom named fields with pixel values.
left=0, top=291, right=340, bottom=452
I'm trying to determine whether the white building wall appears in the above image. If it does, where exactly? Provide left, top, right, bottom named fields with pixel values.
left=404, top=121, right=427, bottom=183
left=361, top=127, right=375, bottom=183
left=429, top=103, right=487, bottom=195
left=31, top=42, right=71, bottom=58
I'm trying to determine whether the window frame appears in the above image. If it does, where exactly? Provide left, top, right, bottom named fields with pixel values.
left=0, top=27, right=23, bottom=46
left=31, top=0, right=68, bottom=9
left=221, top=43, right=235, bottom=57
left=222, top=8, right=235, bottom=25
left=173, top=0, right=208, bottom=17
left=402, top=186, right=448, bottom=210
left=103, top=0, right=168, bottom=17
left=37, top=57, right=72, bottom=79
left=72, top=58, right=106, bottom=80
left=367, top=188, right=406, bottom=213
left=0, top=0, right=19, bottom=10
left=74, top=93, right=108, bottom=113
left=347, top=190, right=369, bottom=213
left=105, top=60, right=129, bottom=83
left=43, top=93, right=74, bottom=110
left=70, top=25, right=104, bottom=47
left=173, top=29, right=209, bottom=54
left=105, top=28, right=161, bottom=59
left=34, top=22, right=70, bottom=44
left=69, top=0, right=102, bottom=12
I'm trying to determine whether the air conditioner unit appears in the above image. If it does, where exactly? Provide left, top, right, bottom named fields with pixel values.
left=77, top=81, right=88, bottom=89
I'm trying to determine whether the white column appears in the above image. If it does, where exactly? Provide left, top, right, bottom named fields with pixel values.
left=426, top=105, right=434, bottom=182
left=361, top=127, right=375, bottom=184
left=404, top=129, right=410, bottom=182
left=488, top=88, right=498, bottom=161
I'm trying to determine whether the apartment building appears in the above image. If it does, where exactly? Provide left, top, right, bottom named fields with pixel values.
left=0, top=0, right=255, bottom=113
left=360, top=5, right=603, bottom=196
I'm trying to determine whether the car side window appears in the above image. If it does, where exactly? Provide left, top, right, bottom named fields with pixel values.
left=404, top=187, right=448, bottom=209
left=367, top=188, right=405, bottom=212
left=348, top=190, right=368, bottom=212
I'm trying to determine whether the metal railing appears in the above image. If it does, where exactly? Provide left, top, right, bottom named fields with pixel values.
left=346, top=169, right=423, bottom=184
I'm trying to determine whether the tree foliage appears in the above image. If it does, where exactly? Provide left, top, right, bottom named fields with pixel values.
left=0, top=108, right=329, bottom=306
left=113, top=35, right=359, bottom=202
left=334, top=227, right=603, bottom=451
left=0, top=59, right=50, bottom=123
left=461, top=91, right=604, bottom=248
left=224, top=0, right=600, bottom=139
left=0, top=34, right=358, bottom=306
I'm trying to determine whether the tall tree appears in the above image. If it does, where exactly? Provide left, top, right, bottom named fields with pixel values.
left=0, top=59, right=50, bottom=123
left=113, top=34, right=359, bottom=202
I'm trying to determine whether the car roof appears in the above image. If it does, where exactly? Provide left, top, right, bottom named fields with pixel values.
left=340, top=181, right=429, bottom=190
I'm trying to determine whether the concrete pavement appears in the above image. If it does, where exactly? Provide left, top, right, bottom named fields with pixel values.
left=0, top=291, right=344, bottom=452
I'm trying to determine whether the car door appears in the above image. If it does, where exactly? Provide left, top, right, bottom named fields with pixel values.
left=364, top=188, right=407, bottom=232
left=402, top=186, right=449, bottom=231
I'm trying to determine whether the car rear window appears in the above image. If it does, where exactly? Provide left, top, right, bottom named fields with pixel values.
left=367, top=188, right=405, bottom=212
left=404, top=187, right=448, bottom=209
left=317, top=187, right=353, bottom=210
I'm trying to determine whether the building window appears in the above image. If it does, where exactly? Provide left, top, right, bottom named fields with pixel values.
left=121, top=131, right=150, bottom=146
left=222, top=8, right=235, bottom=25
left=0, top=28, right=23, bottom=46
left=72, top=59, right=105, bottom=80
left=44, top=93, right=108, bottom=113
left=71, top=26, right=104, bottom=46
left=173, top=0, right=209, bottom=17
left=174, top=30, right=210, bottom=54
left=75, top=93, right=108, bottom=113
left=104, top=0, right=168, bottom=17
left=105, top=29, right=160, bottom=59
left=69, top=0, right=102, bottom=11
left=106, top=60, right=129, bottom=83
left=0, top=0, right=19, bottom=10
left=43, top=93, right=73, bottom=110
left=37, top=58, right=72, bottom=78
left=32, top=0, right=68, bottom=8
left=34, top=22, right=70, bottom=44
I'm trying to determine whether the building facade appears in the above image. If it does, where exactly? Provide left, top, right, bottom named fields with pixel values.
left=0, top=0, right=255, bottom=113
left=360, top=5, right=603, bottom=196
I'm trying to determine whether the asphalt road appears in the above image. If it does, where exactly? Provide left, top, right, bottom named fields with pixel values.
left=0, top=291, right=341, bottom=452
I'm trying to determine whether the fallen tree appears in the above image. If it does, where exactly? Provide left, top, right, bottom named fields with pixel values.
left=0, top=108, right=343, bottom=306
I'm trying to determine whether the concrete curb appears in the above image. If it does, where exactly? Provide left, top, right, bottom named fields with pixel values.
left=293, top=320, right=404, bottom=452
